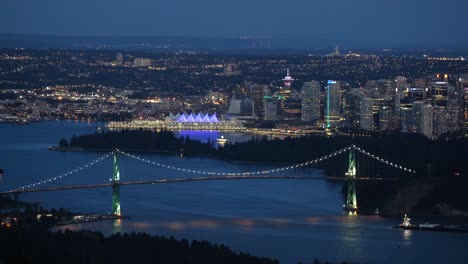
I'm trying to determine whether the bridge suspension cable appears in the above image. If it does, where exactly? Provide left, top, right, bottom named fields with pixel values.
left=8, top=145, right=415, bottom=194
left=116, top=146, right=354, bottom=177
left=13, top=151, right=114, bottom=191
left=353, top=146, right=416, bottom=173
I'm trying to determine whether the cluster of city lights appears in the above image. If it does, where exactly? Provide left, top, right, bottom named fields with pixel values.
left=352, top=146, right=416, bottom=173
left=14, top=152, right=113, bottom=191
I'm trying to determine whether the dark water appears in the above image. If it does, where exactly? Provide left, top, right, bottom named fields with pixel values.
left=0, top=121, right=466, bottom=264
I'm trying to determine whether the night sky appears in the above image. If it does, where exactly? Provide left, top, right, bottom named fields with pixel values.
left=1, top=0, right=467, bottom=47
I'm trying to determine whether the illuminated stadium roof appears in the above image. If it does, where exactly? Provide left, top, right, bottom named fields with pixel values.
left=176, top=113, right=219, bottom=123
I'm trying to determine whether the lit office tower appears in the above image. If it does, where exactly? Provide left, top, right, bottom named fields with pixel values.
left=430, top=80, right=448, bottom=106
left=395, top=76, right=408, bottom=91
left=379, top=106, right=393, bottom=131
left=360, top=97, right=374, bottom=130
left=458, top=76, right=468, bottom=130
left=301, top=81, right=321, bottom=122
left=412, top=101, right=433, bottom=138
left=250, top=84, right=268, bottom=120
left=342, top=89, right=363, bottom=127
left=433, top=106, right=449, bottom=137
left=400, top=107, right=413, bottom=132
left=446, top=84, right=460, bottom=131
left=325, top=80, right=341, bottom=128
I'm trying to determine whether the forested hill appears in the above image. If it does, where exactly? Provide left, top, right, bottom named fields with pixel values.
left=0, top=227, right=279, bottom=264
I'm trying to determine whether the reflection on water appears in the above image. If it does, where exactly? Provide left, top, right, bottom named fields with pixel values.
left=2, top=121, right=468, bottom=264
left=337, top=215, right=364, bottom=261
left=113, top=219, right=122, bottom=233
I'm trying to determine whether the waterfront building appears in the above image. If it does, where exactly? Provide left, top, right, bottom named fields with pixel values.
left=108, top=112, right=243, bottom=131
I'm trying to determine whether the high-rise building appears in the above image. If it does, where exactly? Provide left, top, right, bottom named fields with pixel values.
left=342, top=89, right=363, bottom=127
left=458, top=76, right=468, bottom=131
left=228, top=97, right=242, bottom=114
left=400, top=107, right=413, bottom=132
left=360, top=97, right=374, bottom=130
left=446, top=84, right=460, bottom=131
left=250, top=84, right=268, bottom=120
left=240, top=98, right=254, bottom=116
left=325, top=80, right=341, bottom=128
left=301, top=81, right=321, bottom=122
left=377, top=79, right=395, bottom=99
left=430, top=80, right=448, bottom=106
left=264, top=99, right=279, bottom=121
left=412, top=101, right=433, bottom=138
left=281, top=98, right=302, bottom=120
left=433, top=106, right=449, bottom=137
left=379, top=106, right=393, bottom=131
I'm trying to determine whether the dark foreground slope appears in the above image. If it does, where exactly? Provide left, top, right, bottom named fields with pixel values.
left=0, top=227, right=278, bottom=264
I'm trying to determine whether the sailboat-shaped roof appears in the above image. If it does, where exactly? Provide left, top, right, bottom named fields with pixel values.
left=202, top=113, right=210, bottom=122
left=186, top=113, right=195, bottom=122
left=210, top=113, right=219, bottom=122
left=177, top=113, right=187, bottom=122
left=194, top=113, right=203, bottom=122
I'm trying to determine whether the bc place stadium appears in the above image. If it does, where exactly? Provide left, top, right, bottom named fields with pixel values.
left=107, top=112, right=244, bottom=131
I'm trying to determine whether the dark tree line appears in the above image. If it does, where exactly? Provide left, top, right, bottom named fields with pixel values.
left=0, top=227, right=279, bottom=264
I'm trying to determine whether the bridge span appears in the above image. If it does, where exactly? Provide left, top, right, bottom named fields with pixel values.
left=0, top=145, right=414, bottom=215
left=0, top=175, right=395, bottom=195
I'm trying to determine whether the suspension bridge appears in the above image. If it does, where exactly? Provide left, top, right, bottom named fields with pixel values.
left=0, top=145, right=415, bottom=216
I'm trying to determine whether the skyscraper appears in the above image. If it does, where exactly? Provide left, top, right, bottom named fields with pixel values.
left=301, top=81, right=321, bottom=122
left=379, top=106, right=393, bottom=131
left=264, top=99, right=279, bottom=121
left=250, top=84, right=268, bottom=120
left=342, top=89, right=363, bottom=127
left=412, top=101, right=433, bottom=138
left=325, top=80, right=341, bottom=128
left=360, top=97, right=374, bottom=130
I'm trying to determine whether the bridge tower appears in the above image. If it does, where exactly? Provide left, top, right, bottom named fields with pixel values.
left=112, top=150, right=121, bottom=216
left=344, top=147, right=358, bottom=215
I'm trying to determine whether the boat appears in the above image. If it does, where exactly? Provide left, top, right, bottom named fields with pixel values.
left=394, top=214, right=468, bottom=233
left=216, top=135, right=229, bottom=145
left=374, top=208, right=380, bottom=215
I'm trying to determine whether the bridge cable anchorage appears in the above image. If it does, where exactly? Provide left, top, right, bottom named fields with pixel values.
left=116, top=146, right=352, bottom=177
left=351, top=145, right=416, bottom=174
left=11, top=151, right=114, bottom=192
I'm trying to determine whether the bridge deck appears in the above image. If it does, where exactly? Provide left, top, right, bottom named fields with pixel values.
left=0, top=175, right=395, bottom=195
